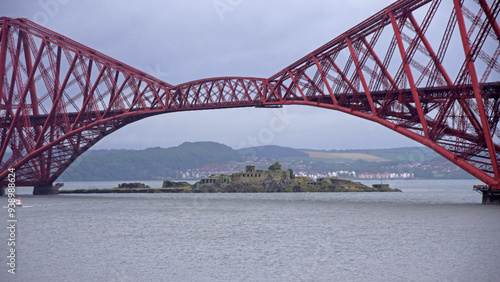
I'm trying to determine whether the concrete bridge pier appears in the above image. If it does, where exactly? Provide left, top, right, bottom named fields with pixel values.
left=33, top=185, right=59, bottom=195
left=473, top=185, right=500, bottom=205
left=481, top=190, right=500, bottom=205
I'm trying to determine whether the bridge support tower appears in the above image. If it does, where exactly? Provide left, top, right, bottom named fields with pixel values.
left=481, top=190, right=500, bottom=205
left=474, top=186, right=500, bottom=205
left=33, top=185, right=59, bottom=195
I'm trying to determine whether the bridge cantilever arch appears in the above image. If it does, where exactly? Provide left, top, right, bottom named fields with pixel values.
left=1, top=0, right=500, bottom=202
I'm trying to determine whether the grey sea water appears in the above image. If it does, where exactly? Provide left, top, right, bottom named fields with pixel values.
left=1, top=179, right=500, bottom=281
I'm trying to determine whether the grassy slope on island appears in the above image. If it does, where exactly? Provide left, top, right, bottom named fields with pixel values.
left=58, top=142, right=242, bottom=181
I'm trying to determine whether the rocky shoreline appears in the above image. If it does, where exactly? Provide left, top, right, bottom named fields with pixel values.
left=60, top=178, right=401, bottom=194
left=59, top=182, right=191, bottom=194
left=59, top=187, right=190, bottom=194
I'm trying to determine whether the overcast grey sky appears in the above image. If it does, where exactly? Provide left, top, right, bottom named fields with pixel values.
left=1, top=0, right=426, bottom=150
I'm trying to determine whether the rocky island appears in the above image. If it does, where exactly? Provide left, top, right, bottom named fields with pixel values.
left=61, top=162, right=400, bottom=194
left=189, top=163, right=400, bottom=193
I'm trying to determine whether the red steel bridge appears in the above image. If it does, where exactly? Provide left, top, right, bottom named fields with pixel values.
left=1, top=0, right=500, bottom=198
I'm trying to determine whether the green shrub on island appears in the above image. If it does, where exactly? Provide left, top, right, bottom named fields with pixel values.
left=268, top=162, right=282, bottom=171
left=118, top=183, right=150, bottom=189
left=162, top=180, right=191, bottom=188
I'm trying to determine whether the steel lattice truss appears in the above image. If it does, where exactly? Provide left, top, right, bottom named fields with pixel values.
left=1, top=0, right=500, bottom=189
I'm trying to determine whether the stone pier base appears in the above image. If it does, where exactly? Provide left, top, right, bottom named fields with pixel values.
left=33, top=185, right=59, bottom=195
left=481, top=190, right=500, bottom=205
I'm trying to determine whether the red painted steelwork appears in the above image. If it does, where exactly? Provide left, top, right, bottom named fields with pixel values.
left=1, top=0, right=499, bottom=190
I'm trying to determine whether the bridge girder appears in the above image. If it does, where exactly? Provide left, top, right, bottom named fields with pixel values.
left=1, top=0, right=500, bottom=189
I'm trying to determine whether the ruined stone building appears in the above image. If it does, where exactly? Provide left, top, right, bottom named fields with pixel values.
left=199, top=165, right=290, bottom=186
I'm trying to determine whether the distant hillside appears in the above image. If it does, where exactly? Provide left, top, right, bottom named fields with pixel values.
left=325, top=147, right=442, bottom=162
left=58, top=142, right=242, bottom=181
left=238, top=145, right=309, bottom=158
left=237, top=145, right=439, bottom=163
left=57, top=142, right=470, bottom=181
left=302, top=151, right=390, bottom=162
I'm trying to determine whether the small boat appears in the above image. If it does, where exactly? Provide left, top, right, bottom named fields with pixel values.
left=15, top=198, right=22, bottom=207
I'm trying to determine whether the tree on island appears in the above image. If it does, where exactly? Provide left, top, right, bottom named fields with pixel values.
left=268, top=162, right=282, bottom=171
